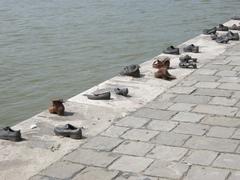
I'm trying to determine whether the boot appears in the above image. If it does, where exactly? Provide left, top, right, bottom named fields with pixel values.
left=49, top=99, right=65, bottom=116
left=154, top=67, right=176, bottom=80
left=152, top=56, right=170, bottom=69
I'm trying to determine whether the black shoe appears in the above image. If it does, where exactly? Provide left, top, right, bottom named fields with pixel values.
left=231, top=16, right=240, bottom=20
left=0, top=127, right=22, bottom=142
left=163, top=46, right=180, bottom=55
left=217, top=24, right=229, bottom=31
left=179, top=55, right=197, bottom=63
left=183, top=44, right=199, bottom=53
left=215, top=35, right=229, bottom=44
left=229, top=24, right=240, bottom=31
left=211, top=33, right=218, bottom=40
left=179, top=62, right=197, bottom=69
left=203, top=27, right=217, bottom=35
left=114, top=88, right=128, bottom=97
left=226, top=31, right=239, bottom=41
left=85, top=91, right=111, bottom=100
left=54, top=124, right=82, bottom=139
left=120, top=64, right=140, bottom=77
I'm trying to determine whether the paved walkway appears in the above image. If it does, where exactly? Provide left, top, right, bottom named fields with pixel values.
left=29, top=40, right=240, bottom=180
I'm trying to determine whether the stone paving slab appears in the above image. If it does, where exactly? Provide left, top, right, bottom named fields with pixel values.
left=2, top=20, right=240, bottom=180
left=151, top=132, right=190, bottom=146
left=144, top=160, right=189, bottom=179
left=213, top=153, right=240, bottom=170
left=63, top=148, right=119, bottom=167
left=108, top=155, right=153, bottom=173
left=39, top=161, right=85, bottom=179
left=72, top=167, right=119, bottom=180
left=184, top=166, right=229, bottom=180
left=184, top=136, right=239, bottom=152
left=193, top=104, right=238, bottom=116
left=183, top=150, right=218, bottom=166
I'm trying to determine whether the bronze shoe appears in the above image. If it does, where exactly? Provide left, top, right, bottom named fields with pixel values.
left=48, top=99, right=65, bottom=116
left=154, top=67, right=176, bottom=81
left=152, top=56, right=170, bottom=69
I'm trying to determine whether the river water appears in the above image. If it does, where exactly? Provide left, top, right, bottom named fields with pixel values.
left=0, top=0, right=240, bottom=126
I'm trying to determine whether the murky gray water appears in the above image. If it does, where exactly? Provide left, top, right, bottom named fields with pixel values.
left=0, top=0, right=240, bottom=126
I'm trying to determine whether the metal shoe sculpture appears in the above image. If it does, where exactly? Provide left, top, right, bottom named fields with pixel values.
left=54, top=124, right=82, bottom=139
left=203, top=27, right=217, bottom=35
left=154, top=67, right=176, bottom=80
left=152, top=56, right=170, bottom=69
left=183, top=44, right=199, bottom=53
left=179, top=55, right=197, bottom=69
left=120, top=64, right=140, bottom=78
left=0, top=127, right=22, bottom=142
left=216, top=24, right=229, bottom=31
left=48, top=99, right=65, bottom=116
left=163, top=46, right=180, bottom=55
left=152, top=57, right=175, bottom=80
left=85, top=91, right=111, bottom=100
left=229, top=24, right=240, bottom=31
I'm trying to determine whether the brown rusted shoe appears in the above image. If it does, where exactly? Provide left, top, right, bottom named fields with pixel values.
left=154, top=67, right=176, bottom=80
left=48, top=99, right=65, bottom=116
left=152, top=56, right=170, bottom=69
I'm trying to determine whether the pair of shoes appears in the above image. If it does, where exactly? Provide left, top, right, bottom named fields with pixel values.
left=152, top=57, right=176, bottom=80
left=49, top=99, right=65, bottom=116
left=179, top=55, right=197, bottom=63
left=211, top=33, right=229, bottom=43
left=203, top=24, right=237, bottom=34
left=54, top=124, right=82, bottom=139
left=120, top=64, right=140, bottom=78
left=203, top=27, right=217, bottom=35
left=203, top=24, right=228, bottom=34
left=216, top=24, right=229, bottom=31
left=212, top=31, right=239, bottom=43
left=163, top=44, right=199, bottom=55
left=0, top=127, right=22, bottom=142
left=114, top=88, right=128, bottom=97
left=216, top=35, right=229, bottom=44
left=229, top=24, right=240, bottom=31
left=183, top=44, right=199, bottom=53
left=85, top=91, right=111, bottom=100
left=179, top=55, right=197, bottom=69
left=179, top=62, right=197, bottom=69
left=163, top=46, right=180, bottom=55
left=152, top=56, right=170, bottom=69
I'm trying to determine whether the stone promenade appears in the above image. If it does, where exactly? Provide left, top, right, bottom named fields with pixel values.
left=30, top=38, right=240, bottom=179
